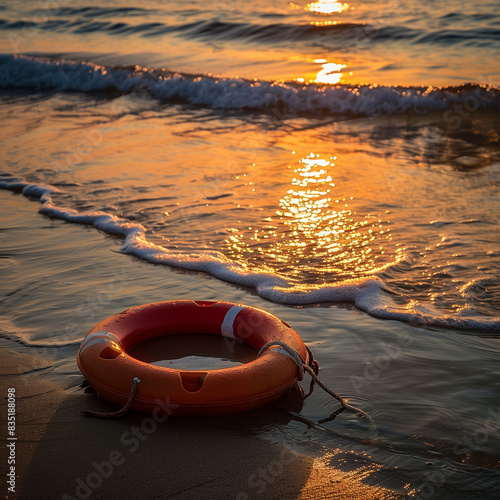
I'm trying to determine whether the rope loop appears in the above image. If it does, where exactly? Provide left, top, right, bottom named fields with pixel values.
left=82, top=377, right=140, bottom=419
left=259, top=340, right=375, bottom=425
left=258, top=340, right=306, bottom=378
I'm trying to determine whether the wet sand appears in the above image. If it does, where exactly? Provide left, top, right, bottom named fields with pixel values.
left=1, top=356, right=401, bottom=499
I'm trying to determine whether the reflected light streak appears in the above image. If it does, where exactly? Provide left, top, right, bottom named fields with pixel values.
left=310, top=20, right=341, bottom=26
left=226, top=153, right=393, bottom=284
left=307, top=1, right=349, bottom=14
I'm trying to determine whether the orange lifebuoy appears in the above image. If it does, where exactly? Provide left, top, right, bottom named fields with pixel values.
left=77, top=300, right=310, bottom=415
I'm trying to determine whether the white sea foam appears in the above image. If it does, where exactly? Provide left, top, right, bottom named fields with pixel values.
left=1, top=176, right=499, bottom=332
left=1, top=55, right=499, bottom=117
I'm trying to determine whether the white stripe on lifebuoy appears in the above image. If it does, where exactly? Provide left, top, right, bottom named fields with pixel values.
left=272, top=346, right=296, bottom=362
left=79, top=330, right=120, bottom=355
left=221, top=305, right=244, bottom=338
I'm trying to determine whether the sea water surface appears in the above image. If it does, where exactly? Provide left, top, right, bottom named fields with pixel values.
left=1, top=0, right=500, bottom=498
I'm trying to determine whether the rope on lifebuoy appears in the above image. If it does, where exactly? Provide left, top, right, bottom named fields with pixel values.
left=258, top=341, right=375, bottom=425
left=81, top=342, right=375, bottom=429
left=81, top=377, right=140, bottom=419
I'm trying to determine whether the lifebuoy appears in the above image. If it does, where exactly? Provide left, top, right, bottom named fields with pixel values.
left=77, top=300, right=310, bottom=415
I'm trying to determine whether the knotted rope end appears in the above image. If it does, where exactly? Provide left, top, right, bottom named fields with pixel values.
left=81, top=377, right=140, bottom=419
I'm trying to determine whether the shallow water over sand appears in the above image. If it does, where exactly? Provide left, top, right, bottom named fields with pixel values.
left=1, top=93, right=499, bottom=328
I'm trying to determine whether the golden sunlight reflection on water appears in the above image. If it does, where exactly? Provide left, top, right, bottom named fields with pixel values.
left=314, top=61, right=346, bottom=84
left=226, top=152, right=394, bottom=283
left=306, top=1, right=350, bottom=14
left=295, top=59, right=348, bottom=85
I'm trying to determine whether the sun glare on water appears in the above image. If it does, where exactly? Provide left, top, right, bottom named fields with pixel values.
left=315, top=61, right=346, bottom=84
left=226, top=153, right=393, bottom=283
left=296, top=60, right=346, bottom=85
left=306, top=1, right=349, bottom=14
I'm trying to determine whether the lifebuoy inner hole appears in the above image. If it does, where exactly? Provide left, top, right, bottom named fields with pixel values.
left=127, top=333, right=257, bottom=371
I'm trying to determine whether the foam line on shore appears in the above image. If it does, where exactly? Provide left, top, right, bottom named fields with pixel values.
left=1, top=176, right=499, bottom=332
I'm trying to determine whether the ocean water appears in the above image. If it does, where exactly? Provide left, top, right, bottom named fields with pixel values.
left=1, top=0, right=500, bottom=497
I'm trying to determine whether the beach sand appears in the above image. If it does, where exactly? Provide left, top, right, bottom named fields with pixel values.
left=0, top=193, right=404, bottom=499
left=1, top=365, right=401, bottom=499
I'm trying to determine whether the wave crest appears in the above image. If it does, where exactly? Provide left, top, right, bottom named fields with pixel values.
left=1, top=55, right=499, bottom=118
